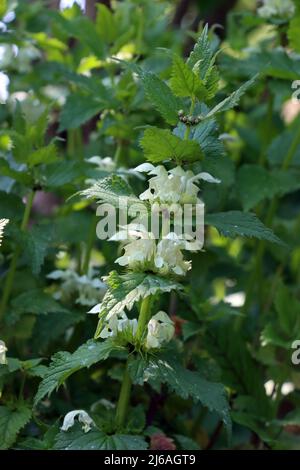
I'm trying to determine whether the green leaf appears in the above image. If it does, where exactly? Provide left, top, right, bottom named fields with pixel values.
left=0, top=404, right=31, bottom=449
left=94, top=271, right=182, bottom=334
left=20, top=224, right=54, bottom=275
left=128, top=351, right=231, bottom=439
left=0, top=158, right=31, bottom=185
left=140, top=72, right=181, bottom=125
left=236, top=164, right=276, bottom=211
left=80, top=174, right=141, bottom=209
left=205, top=75, right=258, bottom=119
left=28, top=143, right=58, bottom=167
left=34, top=339, right=122, bottom=405
left=54, top=423, right=148, bottom=450
left=274, top=282, right=300, bottom=336
left=59, top=94, right=105, bottom=131
left=187, top=24, right=213, bottom=78
left=288, top=10, right=300, bottom=53
left=95, top=4, right=117, bottom=44
left=10, top=289, right=68, bottom=316
left=190, top=119, right=225, bottom=158
left=206, top=211, right=283, bottom=244
left=140, top=127, right=203, bottom=163
left=170, top=54, right=208, bottom=100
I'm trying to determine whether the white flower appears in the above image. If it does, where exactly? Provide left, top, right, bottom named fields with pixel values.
left=47, top=268, right=106, bottom=306
left=99, top=311, right=138, bottom=339
left=258, top=0, right=295, bottom=19
left=87, top=156, right=116, bottom=172
left=60, top=0, right=85, bottom=11
left=113, top=225, right=191, bottom=276
left=61, top=410, right=94, bottom=433
left=0, top=219, right=9, bottom=247
left=145, top=311, right=175, bottom=350
left=0, top=340, right=8, bottom=365
left=134, top=163, right=220, bottom=205
left=0, top=72, right=9, bottom=104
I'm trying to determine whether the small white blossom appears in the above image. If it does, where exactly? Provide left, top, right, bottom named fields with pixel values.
left=60, top=0, right=85, bottom=11
left=87, top=156, right=116, bottom=172
left=0, top=219, right=9, bottom=247
left=0, top=340, right=8, bottom=365
left=134, top=164, right=220, bottom=205
left=258, top=0, right=295, bottom=19
left=61, top=410, right=94, bottom=433
left=0, top=72, right=9, bottom=104
left=99, top=311, right=138, bottom=339
left=145, top=311, right=175, bottom=350
left=112, top=225, right=191, bottom=276
left=47, top=268, right=106, bottom=306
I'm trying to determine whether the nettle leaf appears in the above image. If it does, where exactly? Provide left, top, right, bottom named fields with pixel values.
left=28, top=143, right=58, bottom=167
left=236, top=164, right=277, bottom=211
left=34, top=339, right=122, bottom=405
left=21, top=224, right=54, bottom=275
left=204, top=75, right=258, bottom=119
left=274, top=282, right=300, bottom=337
left=80, top=174, right=141, bottom=209
left=170, top=54, right=208, bottom=100
left=140, top=72, right=181, bottom=125
left=0, top=158, right=31, bottom=185
left=267, top=122, right=300, bottom=167
left=95, top=271, right=182, bottom=330
left=190, top=119, right=225, bottom=158
left=54, top=423, right=147, bottom=450
left=271, top=168, right=300, bottom=196
left=187, top=24, right=213, bottom=78
left=59, top=94, right=107, bottom=131
left=128, top=352, right=231, bottom=439
left=10, top=289, right=68, bottom=317
left=0, top=404, right=32, bottom=450
left=140, top=127, right=203, bottom=163
left=206, top=211, right=282, bottom=244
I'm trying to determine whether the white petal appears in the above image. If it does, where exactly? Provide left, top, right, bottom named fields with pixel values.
left=61, top=410, right=94, bottom=433
left=134, top=163, right=155, bottom=173
left=198, top=172, right=221, bottom=184
left=87, top=303, right=101, bottom=314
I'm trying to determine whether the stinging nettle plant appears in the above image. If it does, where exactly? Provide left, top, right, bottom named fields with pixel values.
left=33, top=25, right=283, bottom=448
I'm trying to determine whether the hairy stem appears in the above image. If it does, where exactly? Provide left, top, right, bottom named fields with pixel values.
left=0, top=190, right=35, bottom=322
left=115, top=295, right=152, bottom=429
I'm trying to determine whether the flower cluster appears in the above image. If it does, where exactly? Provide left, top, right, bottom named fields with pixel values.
left=134, top=163, right=220, bottom=205
left=98, top=311, right=138, bottom=340
left=48, top=268, right=106, bottom=307
left=258, top=0, right=295, bottom=20
left=112, top=226, right=191, bottom=277
left=145, top=311, right=175, bottom=349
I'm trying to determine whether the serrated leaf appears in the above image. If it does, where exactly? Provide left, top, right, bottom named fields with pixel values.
left=80, top=174, right=141, bottom=209
left=128, top=352, right=231, bottom=439
left=190, top=119, right=225, bottom=158
left=236, top=164, right=277, bottom=211
left=187, top=24, right=213, bottom=78
left=206, top=211, right=282, bottom=244
left=28, top=143, right=58, bottom=167
left=205, top=75, right=258, bottom=119
left=140, top=127, right=203, bottom=163
left=94, top=271, right=182, bottom=331
left=54, top=423, right=147, bottom=450
left=59, top=94, right=105, bottom=131
left=0, top=405, right=31, bottom=449
left=170, top=54, right=208, bottom=100
left=10, top=289, right=68, bottom=316
left=20, top=224, right=54, bottom=275
left=34, top=339, right=122, bottom=405
left=140, top=72, right=181, bottom=125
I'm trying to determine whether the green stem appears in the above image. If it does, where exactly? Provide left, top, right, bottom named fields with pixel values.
left=0, top=190, right=35, bottom=322
left=114, top=141, right=122, bottom=166
left=115, top=296, right=152, bottom=430
left=184, top=97, right=196, bottom=140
